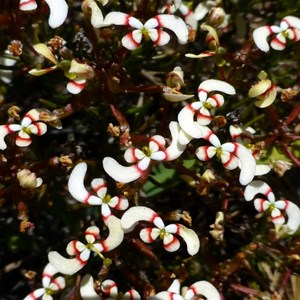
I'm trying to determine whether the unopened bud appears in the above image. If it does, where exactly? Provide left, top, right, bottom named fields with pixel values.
left=207, top=7, right=225, bottom=28
left=17, top=169, right=42, bottom=189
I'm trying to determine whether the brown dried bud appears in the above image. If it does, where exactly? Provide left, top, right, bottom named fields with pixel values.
left=8, top=105, right=21, bottom=121
left=107, top=123, right=120, bottom=136
left=280, top=87, right=299, bottom=102
left=59, top=155, right=73, bottom=168
left=47, top=35, right=65, bottom=50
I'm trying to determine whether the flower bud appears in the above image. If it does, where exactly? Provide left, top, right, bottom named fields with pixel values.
left=207, top=7, right=225, bottom=28
left=17, top=169, right=43, bottom=188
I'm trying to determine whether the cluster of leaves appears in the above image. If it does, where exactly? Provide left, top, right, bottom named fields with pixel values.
left=0, top=0, right=300, bottom=299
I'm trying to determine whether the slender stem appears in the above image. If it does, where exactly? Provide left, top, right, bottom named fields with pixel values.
left=284, top=102, right=300, bottom=126
left=280, top=142, right=300, bottom=167
left=244, top=113, right=265, bottom=127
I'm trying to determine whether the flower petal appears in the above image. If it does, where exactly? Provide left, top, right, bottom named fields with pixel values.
left=101, top=279, right=118, bottom=296
left=16, top=131, right=32, bottom=147
left=270, top=33, right=286, bottom=50
left=148, top=15, right=189, bottom=44
left=123, top=289, right=141, bottom=300
left=254, top=198, right=270, bottom=212
left=19, top=0, right=37, bottom=10
left=103, top=12, right=142, bottom=28
left=276, top=200, right=300, bottom=234
left=80, top=274, right=101, bottom=300
left=101, top=215, right=124, bottom=252
left=48, top=251, right=86, bottom=275
left=50, top=276, right=66, bottom=291
left=231, top=143, right=256, bottom=185
left=109, top=196, right=129, bottom=210
left=254, top=84, right=277, bottom=108
left=91, top=178, right=107, bottom=199
left=28, top=122, right=47, bottom=136
left=24, top=288, right=45, bottom=300
left=282, top=15, right=300, bottom=30
left=197, top=79, right=236, bottom=101
left=0, top=125, right=13, bottom=150
left=163, top=233, right=180, bottom=252
left=163, top=93, right=194, bottom=102
left=121, top=206, right=164, bottom=233
left=103, top=157, right=143, bottom=183
left=124, top=147, right=144, bottom=163
left=164, top=121, right=187, bottom=161
left=179, top=4, right=198, bottom=29
left=171, top=224, right=200, bottom=256
left=44, top=0, right=68, bottom=28
left=32, top=43, right=58, bottom=65
left=82, top=0, right=104, bottom=28
left=270, top=208, right=285, bottom=225
left=148, top=29, right=171, bottom=46
left=42, top=263, right=58, bottom=287
left=167, top=279, right=181, bottom=294
left=178, top=105, right=206, bottom=139
left=85, top=226, right=100, bottom=243
left=244, top=180, right=275, bottom=202
left=140, top=227, right=160, bottom=243
left=248, top=79, right=272, bottom=98
left=67, top=78, right=87, bottom=94
left=196, top=146, right=216, bottom=161
left=185, top=281, right=221, bottom=300
left=68, top=162, right=102, bottom=205
left=255, top=164, right=272, bottom=176
left=253, top=25, right=275, bottom=52
left=150, top=292, right=184, bottom=300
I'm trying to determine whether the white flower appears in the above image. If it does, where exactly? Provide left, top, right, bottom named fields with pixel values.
left=0, top=109, right=49, bottom=150
left=103, top=135, right=167, bottom=183
left=253, top=16, right=300, bottom=52
left=102, top=12, right=189, bottom=50
left=121, top=206, right=200, bottom=256
left=178, top=79, right=235, bottom=139
left=68, top=162, right=129, bottom=219
left=195, top=128, right=256, bottom=185
left=23, top=263, right=65, bottom=300
left=48, top=219, right=124, bottom=275
left=244, top=180, right=300, bottom=234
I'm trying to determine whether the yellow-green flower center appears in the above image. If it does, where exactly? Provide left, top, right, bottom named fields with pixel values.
left=141, top=27, right=150, bottom=41
left=22, top=127, right=32, bottom=135
left=142, top=146, right=151, bottom=157
left=45, top=288, right=54, bottom=295
left=159, top=228, right=166, bottom=239
left=216, top=147, right=223, bottom=160
left=103, top=194, right=111, bottom=204
left=203, top=102, right=213, bottom=110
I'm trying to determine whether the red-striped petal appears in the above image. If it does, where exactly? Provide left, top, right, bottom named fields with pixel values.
left=19, top=0, right=37, bottom=11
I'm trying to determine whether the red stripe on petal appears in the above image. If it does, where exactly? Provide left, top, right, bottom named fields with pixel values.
left=223, top=153, right=236, bottom=169
left=19, top=0, right=36, bottom=8
left=85, top=230, right=98, bottom=240
left=272, top=36, right=286, bottom=47
left=265, top=188, right=273, bottom=199
left=125, top=32, right=140, bottom=48
left=83, top=193, right=92, bottom=204
left=52, top=277, right=63, bottom=290
left=150, top=213, right=160, bottom=223
left=16, top=135, right=32, bottom=146
left=93, top=182, right=107, bottom=194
